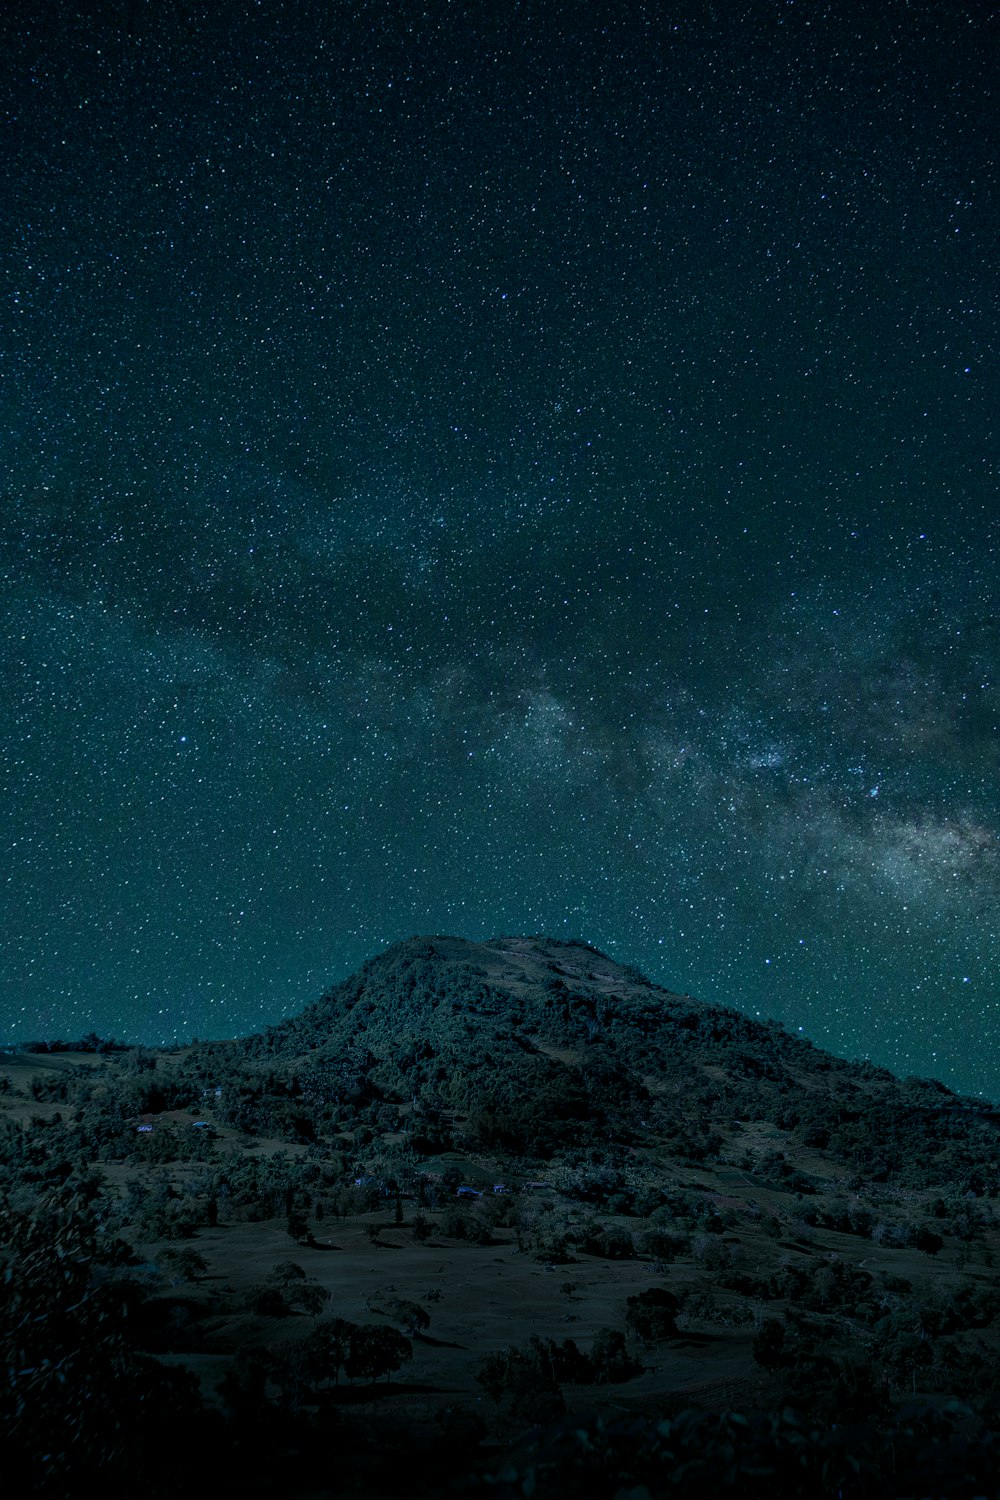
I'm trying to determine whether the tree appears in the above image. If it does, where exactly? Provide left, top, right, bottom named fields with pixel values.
left=0, top=1176, right=207, bottom=1491
left=590, top=1327, right=640, bottom=1383
left=157, top=1247, right=209, bottom=1283
left=266, top=1260, right=308, bottom=1287
left=286, top=1211, right=312, bottom=1244
left=292, top=1282, right=331, bottom=1321
left=264, top=1260, right=328, bottom=1318
left=386, top=1298, right=430, bottom=1336
left=752, top=1317, right=788, bottom=1370
left=476, top=1350, right=509, bottom=1412
left=248, top=1285, right=290, bottom=1317
left=302, top=1317, right=356, bottom=1388
left=914, top=1225, right=944, bottom=1257
left=506, top=1341, right=566, bottom=1424
left=625, top=1288, right=679, bottom=1344
left=345, top=1324, right=412, bottom=1384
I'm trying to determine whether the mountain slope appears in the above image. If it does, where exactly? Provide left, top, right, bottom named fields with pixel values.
left=197, top=933, right=999, bottom=1195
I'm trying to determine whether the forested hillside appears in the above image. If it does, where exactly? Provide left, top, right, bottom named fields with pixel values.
left=5, top=936, right=1000, bottom=1498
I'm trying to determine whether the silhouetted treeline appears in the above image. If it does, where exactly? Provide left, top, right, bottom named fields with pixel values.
left=21, top=1031, right=127, bottom=1054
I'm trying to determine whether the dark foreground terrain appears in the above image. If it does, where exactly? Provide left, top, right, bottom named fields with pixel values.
left=6, top=934, right=1000, bottom=1497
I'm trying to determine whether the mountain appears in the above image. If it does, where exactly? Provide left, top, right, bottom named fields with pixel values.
left=205, top=933, right=996, bottom=1197
left=5, top=935, right=1000, bottom=1499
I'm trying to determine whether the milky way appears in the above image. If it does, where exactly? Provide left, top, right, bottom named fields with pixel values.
left=2, top=1, right=998, bottom=1094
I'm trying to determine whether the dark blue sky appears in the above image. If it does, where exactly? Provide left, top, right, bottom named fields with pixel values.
left=2, top=1, right=998, bottom=1094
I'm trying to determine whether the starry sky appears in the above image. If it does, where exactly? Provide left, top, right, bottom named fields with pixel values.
left=2, top=0, right=998, bottom=1093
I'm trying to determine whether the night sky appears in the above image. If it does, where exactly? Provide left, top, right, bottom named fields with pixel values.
left=2, top=1, right=998, bottom=1095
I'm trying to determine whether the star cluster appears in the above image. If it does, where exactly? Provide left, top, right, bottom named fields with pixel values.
left=2, top=1, right=998, bottom=1094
